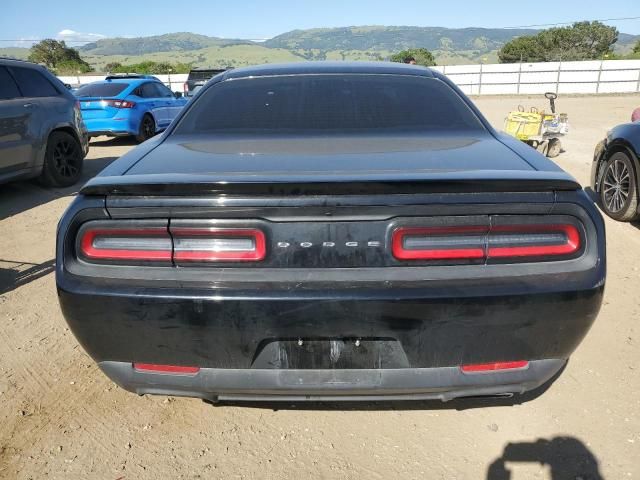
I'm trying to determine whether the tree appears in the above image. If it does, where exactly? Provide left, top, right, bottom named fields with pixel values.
left=390, top=48, right=436, bottom=67
left=498, top=36, right=545, bottom=63
left=28, top=39, right=92, bottom=73
left=105, top=61, right=192, bottom=74
left=633, top=40, right=640, bottom=55
left=105, top=62, right=122, bottom=72
left=499, top=21, right=618, bottom=63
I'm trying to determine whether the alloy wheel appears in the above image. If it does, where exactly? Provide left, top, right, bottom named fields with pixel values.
left=603, top=158, right=631, bottom=213
left=52, top=139, right=80, bottom=179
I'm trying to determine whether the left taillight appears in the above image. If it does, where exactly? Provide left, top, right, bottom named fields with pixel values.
left=76, top=221, right=267, bottom=265
left=77, top=222, right=172, bottom=263
left=171, top=227, right=266, bottom=263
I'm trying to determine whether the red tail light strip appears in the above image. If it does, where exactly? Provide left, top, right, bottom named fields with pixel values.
left=133, top=363, right=200, bottom=375
left=171, top=227, right=266, bottom=262
left=392, top=226, right=487, bottom=260
left=392, top=224, right=581, bottom=262
left=461, top=360, right=530, bottom=373
left=80, top=228, right=172, bottom=261
left=487, top=224, right=580, bottom=258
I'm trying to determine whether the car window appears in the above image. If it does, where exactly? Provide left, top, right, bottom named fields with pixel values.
left=175, top=74, right=485, bottom=135
left=154, top=83, right=175, bottom=98
left=0, top=66, right=21, bottom=100
left=75, top=83, right=129, bottom=98
left=9, top=66, right=59, bottom=98
left=138, top=82, right=160, bottom=98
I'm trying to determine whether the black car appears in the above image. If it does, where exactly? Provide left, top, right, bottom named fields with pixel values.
left=57, top=62, right=605, bottom=403
left=0, top=58, right=89, bottom=187
left=183, top=67, right=226, bottom=97
left=591, top=122, right=640, bottom=221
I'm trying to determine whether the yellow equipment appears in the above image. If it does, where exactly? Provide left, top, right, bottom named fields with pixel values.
left=503, top=92, right=569, bottom=158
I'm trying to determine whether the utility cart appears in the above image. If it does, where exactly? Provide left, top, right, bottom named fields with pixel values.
left=504, top=92, right=569, bottom=158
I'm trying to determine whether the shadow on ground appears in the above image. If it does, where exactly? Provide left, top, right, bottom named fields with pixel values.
left=487, top=436, right=603, bottom=480
left=0, top=153, right=118, bottom=221
left=0, top=259, right=55, bottom=295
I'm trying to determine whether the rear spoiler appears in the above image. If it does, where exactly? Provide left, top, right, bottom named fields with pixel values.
left=80, top=171, right=581, bottom=196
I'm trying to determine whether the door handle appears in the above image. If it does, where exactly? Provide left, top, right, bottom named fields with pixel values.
left=23, top=103, right=34, bottom=109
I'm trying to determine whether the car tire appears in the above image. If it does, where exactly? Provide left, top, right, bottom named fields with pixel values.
left=135, top=114, right=156, bottom=143
left=599, top=151, right=639, bottom=222
left=39, top=131, right=83, bottom=188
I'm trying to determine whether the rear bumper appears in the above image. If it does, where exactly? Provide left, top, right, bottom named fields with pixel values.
left=84, top=117, right=137, bottom=136
left=100, top=358, right=566, bottom=402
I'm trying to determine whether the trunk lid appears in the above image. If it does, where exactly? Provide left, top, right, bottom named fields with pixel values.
left=79, top=97, right=121, bottom=120
left=81, top=133, right=580, bottom=196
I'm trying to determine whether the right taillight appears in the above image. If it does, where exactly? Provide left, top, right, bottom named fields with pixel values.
left=392, top=226, right=487, bottom=260
left=487, top=224, right=580, bottom=259
left=392, top=223, right=581, bottom=263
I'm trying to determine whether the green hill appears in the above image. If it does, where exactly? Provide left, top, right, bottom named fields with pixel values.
left=3, top=26, right=638, bottom=72
left=0, top=47, right=30, bottom=59
left=79, top=32, right=253, bottom=56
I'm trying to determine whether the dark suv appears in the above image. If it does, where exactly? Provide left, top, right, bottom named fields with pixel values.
left=183, top=68, right=226, bottom=97
left=0, top=58, right=89, bottom=187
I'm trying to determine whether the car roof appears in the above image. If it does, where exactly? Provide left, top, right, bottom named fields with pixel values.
left=0, top=57, right=47, bottom=70
left=222, top=61, right=435, bottom=80
left=92, top=77, right=157, bottom=85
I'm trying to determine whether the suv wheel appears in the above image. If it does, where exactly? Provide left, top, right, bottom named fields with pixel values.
left=599, top=151, right=639, bottom=222
left=136, top=114, right=156, bottom=143
left=39, top=131, right=83, bottom=187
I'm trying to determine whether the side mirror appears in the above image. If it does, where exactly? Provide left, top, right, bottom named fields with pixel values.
left=174, top=91, right=183, bottom=98
left=64, top=83, right=72, bottom=90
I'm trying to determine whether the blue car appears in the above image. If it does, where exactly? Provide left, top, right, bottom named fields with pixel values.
left=74, top=75, right=187, bottom=143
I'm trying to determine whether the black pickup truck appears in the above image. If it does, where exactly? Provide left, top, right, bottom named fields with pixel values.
left=56, top=62, right=605, bottom=403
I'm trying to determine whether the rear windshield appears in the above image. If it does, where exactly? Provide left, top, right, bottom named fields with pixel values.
left=75, top=82, right=128, bottom=98
left=174, top=74, right=485, bottom=135
left=188, top=70, right=224, bottom=81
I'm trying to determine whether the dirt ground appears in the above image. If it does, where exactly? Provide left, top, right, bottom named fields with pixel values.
left=1, top=94, right=639, bottom=479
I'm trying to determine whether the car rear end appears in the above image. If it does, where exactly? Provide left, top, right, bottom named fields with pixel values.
left=75, top=80, right=138, bottom=137
left=184, top=68, right=225, bottom=97
left=56, top=64, right=605, bottom=403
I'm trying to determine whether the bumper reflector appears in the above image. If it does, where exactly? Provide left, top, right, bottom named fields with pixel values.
left=460, top=360, right=530, bottom=373
left=133, top=363, right=200, bottom=375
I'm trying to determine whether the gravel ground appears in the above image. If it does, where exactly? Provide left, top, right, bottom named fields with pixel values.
left=0, top=94, right=639, bottom=479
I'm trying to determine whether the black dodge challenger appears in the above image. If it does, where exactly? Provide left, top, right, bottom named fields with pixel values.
left=56, top=62, right=605, bottom=403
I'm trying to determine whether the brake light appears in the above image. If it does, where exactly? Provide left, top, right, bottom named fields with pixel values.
left=79, top=227, right=172, bottom=262
left=171, top=227, right=266, bottom=263
left=102, top=99, right=136, bottom=108
left=183, top=82, right=188, bottom=94
left=133, top=363, right=200, bottom=375
left=487, top=224, right=580, bottom=258
left=392, top=223, right=581, bottom=262
left=392, top=226, right=487, bottom=260
left=461, top=361, right=529, bottom=373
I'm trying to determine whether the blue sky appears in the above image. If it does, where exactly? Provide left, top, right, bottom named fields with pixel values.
left=1, top=0, right=638, bottom=46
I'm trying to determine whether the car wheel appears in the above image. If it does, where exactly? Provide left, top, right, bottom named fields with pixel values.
left=136, top=114, right=156, bottom=143
left=547, top=138, right=561, bottom=158
left=39, top=131, right=83, bottom=187
left=599, top=151, right=639, bottom=222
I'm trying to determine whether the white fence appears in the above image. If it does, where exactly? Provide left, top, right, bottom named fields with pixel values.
left=432, top=59, right=640, bottom=95
left=58, top=59, right=640, bottom=95
left=58, top=73, right=189, bottom=94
